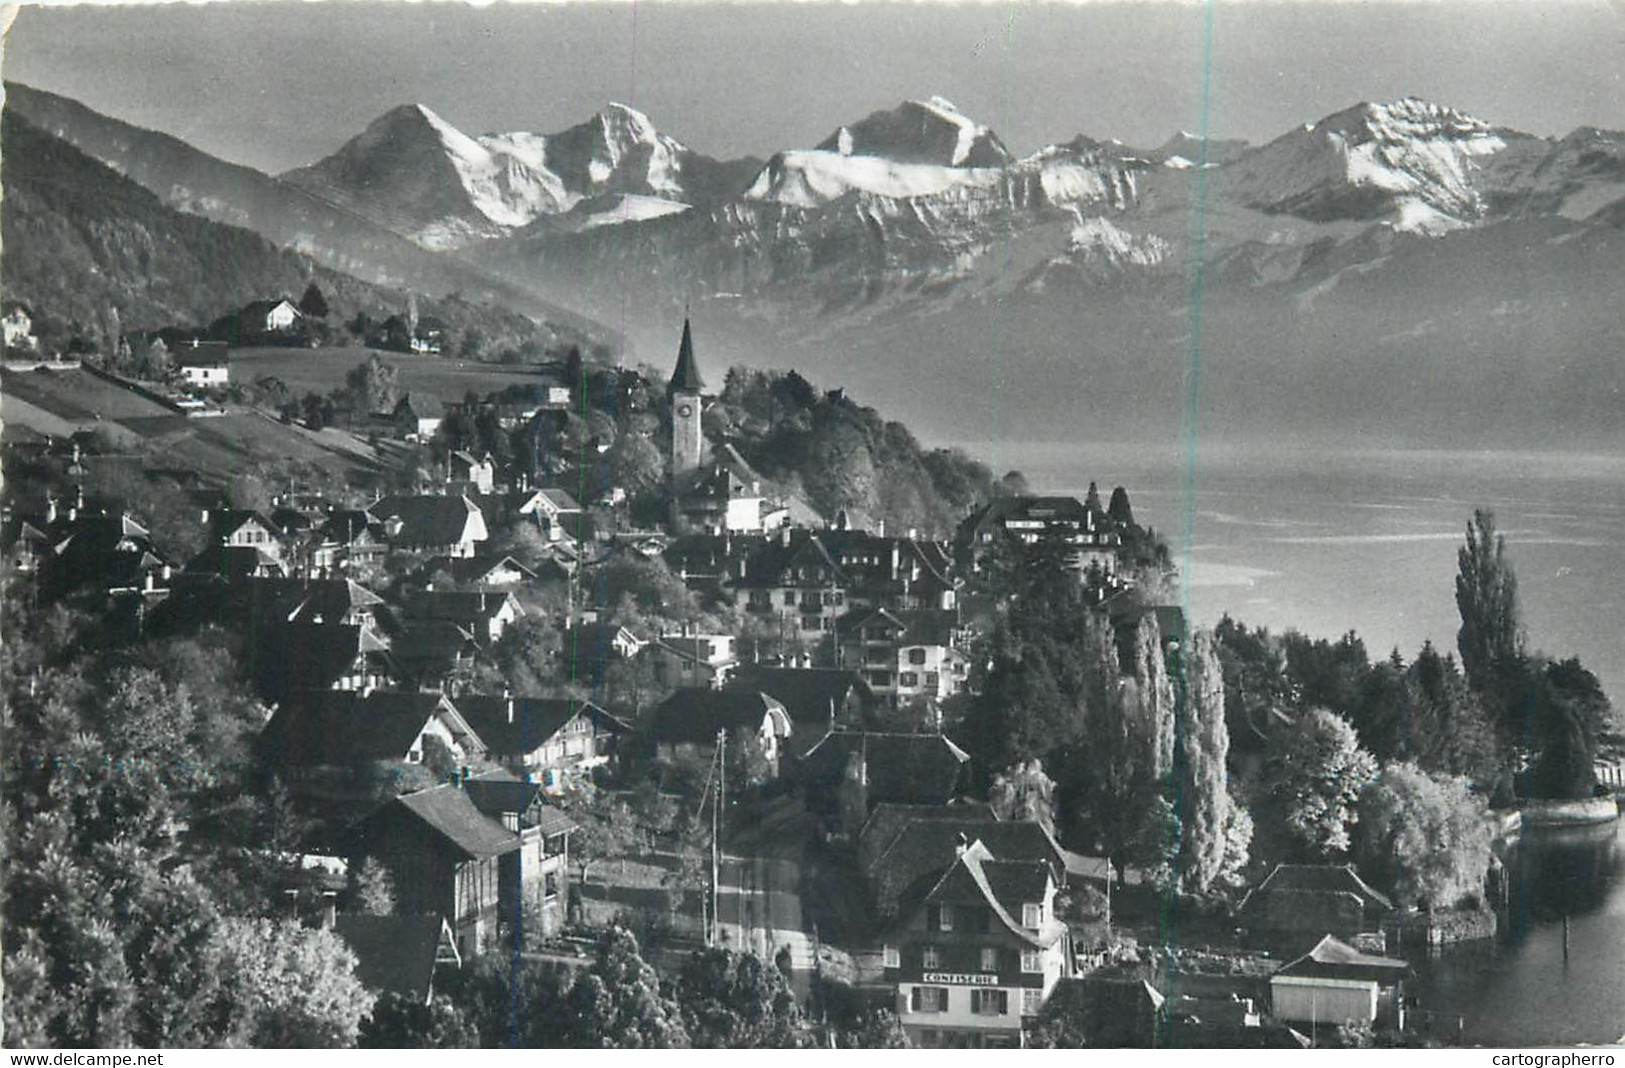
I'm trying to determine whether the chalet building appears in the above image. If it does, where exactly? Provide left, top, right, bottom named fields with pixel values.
left=371, top=494, right=488, bottom=558
left=642, top=633, right=739, bottom=689
left=956, top=495, right=1122, bottom=578
left=797, top=731, right=972, bottom=827
left=389, top=394, right=443, bottom=440
left=729, top=666, right=876, bottom=743
left=857, top=806, right=1107, bottom=923
left=401, top=588, right=523, bottom=643
left=332, top=915, right=461, bottom=1006
left=448, top=450, right=496, bottom=495
left=363, top=786, right=520, bottom=958
left=455, top=696, right=632, bottom=784
left=421, top=553, right=538, bottom=590
left=182, top=543, right=287, bottom=582
left=1269, top=934, right=1409, bottom=1032
left=516, top=486, right=585, bottom=543
left=647, top=688, right=792, bottom=771
left=818, top=530, right=959, bottom=613
left=879, top=837, right=1074, bottom=1048
left=1238, top=864, right=1395, bottom=942
left=729, top=530, right=962, bottom=648
left=204, top=508, right=286, bottom=560
left=3, top=303, right=38, bottom=351
left=389, top=621, right=482, bottom=691
left=462, top=773, right=577, bottom=938
left=729, top=530, right=849, bottom=639
left=559, top=620, right=645, bottom=684
left=412, top=316, right=448, bottom=355
left=312, top=510, right=388, bottom=575
left=258, top=690, right=486, bottom=777
left=672, top=443, right=789, bottom=535
left=43, top=507, right=171, bottom=605
left=277, top=577, right=386, bottom=628
left=663, top=533, right=732, bottom=590
left=173, top=340, right=230, bottom=387
left=836, top=607, right=970, bottom=707
left=237, top=298, right=305, bottom=344
left=2, top=515, right=52, bottom=576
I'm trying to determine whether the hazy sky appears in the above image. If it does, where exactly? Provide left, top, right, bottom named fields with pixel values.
left=4, top=1, right=1622, bottom=174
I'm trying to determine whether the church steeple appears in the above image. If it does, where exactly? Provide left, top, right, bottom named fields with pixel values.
left=669, top=318, right=706, bottom=509
left=668, top=317, right=705, bottom=397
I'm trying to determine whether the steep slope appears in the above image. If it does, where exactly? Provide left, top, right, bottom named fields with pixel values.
left=281, top=100, right=761, bottom=250
left=1211, top=97, right=1547, bottom=233
left=1, top=81, right=609, bottom=340
left=0, top=110, right=585, bottom=358
left=278, top=104, right=573, bottom=248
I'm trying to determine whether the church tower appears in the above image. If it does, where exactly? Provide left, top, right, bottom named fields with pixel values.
left=668, top=317, right=705, bottom=493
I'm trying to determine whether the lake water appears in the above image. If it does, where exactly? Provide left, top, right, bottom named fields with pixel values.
left=973, top=439, right=1625, bottom=1046
left=968, top=441, right=1625, bottom=704
left=1411, top=819, right=1625, bottom=1047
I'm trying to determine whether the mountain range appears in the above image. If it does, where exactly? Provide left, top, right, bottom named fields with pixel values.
left=4, top=83, right=1621, bottom=447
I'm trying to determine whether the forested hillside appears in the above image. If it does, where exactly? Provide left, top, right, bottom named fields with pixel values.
left=0, top=111, right=596, bottom=359
left=708, top=367, right=1022, bottom=536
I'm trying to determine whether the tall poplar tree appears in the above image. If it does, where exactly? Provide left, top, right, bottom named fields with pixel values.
left=1455, top=509, right=1525, bottom=717
left=1175, top=630, right=1248, bottom=894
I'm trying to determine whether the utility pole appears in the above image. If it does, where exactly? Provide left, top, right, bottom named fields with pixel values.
left=712, top=728, right=725, bottom=947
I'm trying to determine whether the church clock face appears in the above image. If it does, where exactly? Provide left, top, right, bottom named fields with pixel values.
left=677, top=404, right=693, bottom=418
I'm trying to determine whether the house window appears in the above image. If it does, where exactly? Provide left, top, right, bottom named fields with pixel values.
left=783, top=590, right=798, bottom=606
left=802, top=616, right=822, bottom=632
left=868, top=671, right=891, bottom=687
left=909, top=648, right=928, bottom=665
left=928, top=904, right=952, bottom=932
left=921, top=944, right=940, bottom=969
left=980, top=947, right=999, bottom=972
left=899, top=672, right=919, bottom=688
left=970, top=989, right=1009, bottom=1016
left=1021, top=950, right=1043, bottom=974
left=749, top=591, right=771, bottom=609
left=910, top=987, right=948, bottom=1014
left=1022, top=989, right=1043, bottom=1017
left=883, top=945, right=900, bottom=969
left=1022, top=903, right=1043, bottom=928
left=543, top=871, right=560, bottom=900
left=925, top=671, right=940, bottom=690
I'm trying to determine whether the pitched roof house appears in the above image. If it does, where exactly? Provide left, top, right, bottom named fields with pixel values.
left=1238, top=864, right=1395, bottom=940
left=371, top=495, right=488, bottom=558
left=331, top=915, right=462, bottom=1005
left=730, top=666, right=876, bottom=744
left=363, top=786, right=521, bottom=957
left=258, top=690, right=485, bottom=773
left=400, top=588, right=524, bottom=643
left=881, top=839, right=1073, bottom=1047
left=798, top=730, right=972, bottom=815
left=1270, top=934, right=1409, bottom=1031
left=647, top=688, right=793, bottom=768
left=858, top=809, right=1092, bottom=918
left=454, top=696, right=632, bottom=783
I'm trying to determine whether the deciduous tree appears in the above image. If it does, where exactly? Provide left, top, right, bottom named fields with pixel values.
left=1257, top=708, right=1379, bottom=862
left=1356, top=762, right=1495, bottom=910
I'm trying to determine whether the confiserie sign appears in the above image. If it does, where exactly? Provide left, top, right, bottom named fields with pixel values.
left=922, top=972, right=998, bottom=986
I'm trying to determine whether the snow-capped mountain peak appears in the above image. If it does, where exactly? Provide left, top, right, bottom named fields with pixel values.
left=815, top=97, right=1010, bottom=168
left=1213, top=95, right=1518, bottom=233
